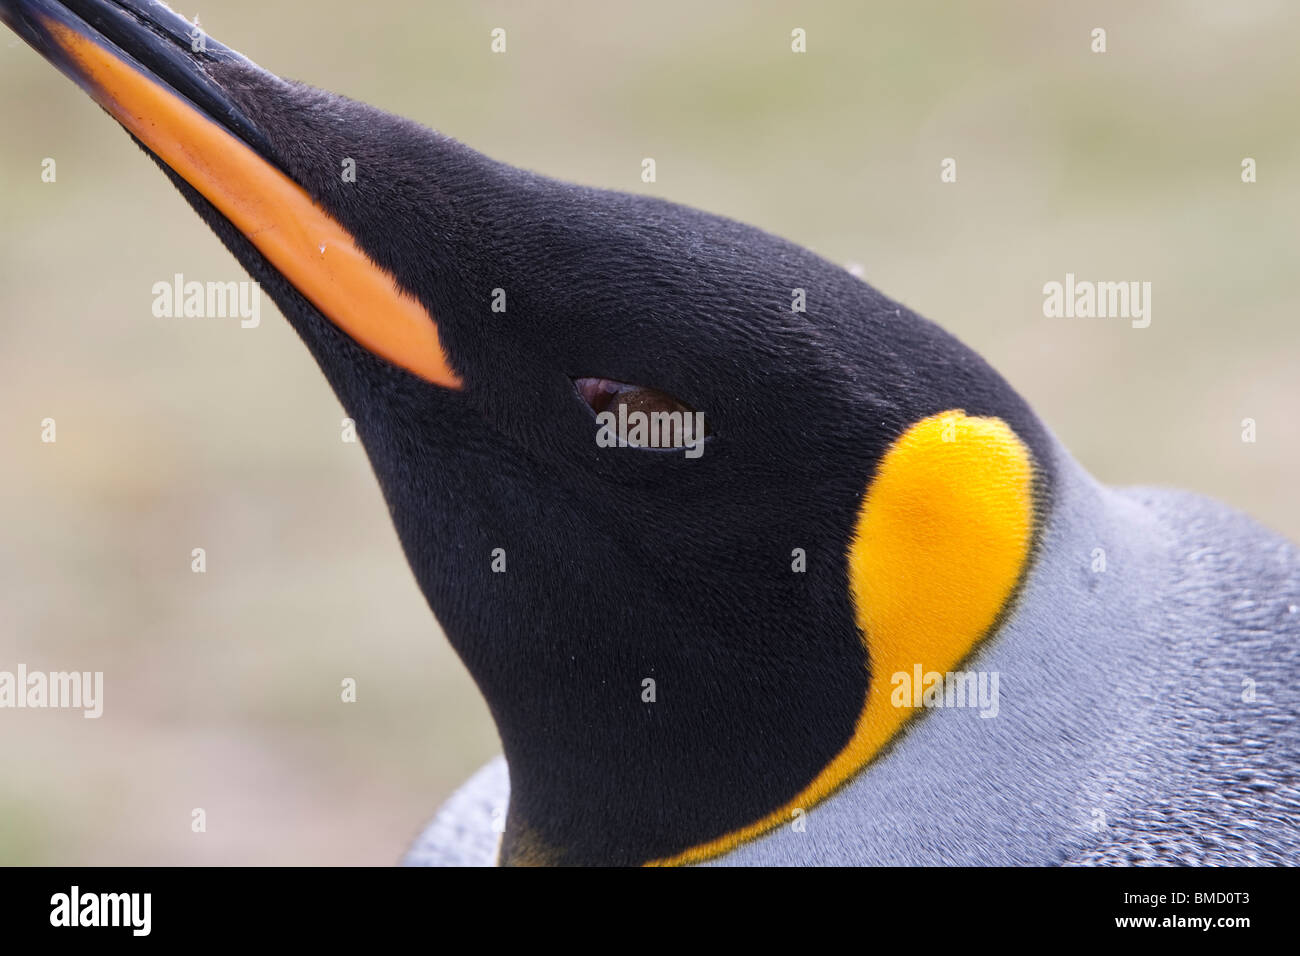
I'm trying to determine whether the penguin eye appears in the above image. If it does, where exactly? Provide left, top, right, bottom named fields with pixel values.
left=573, top=377, right=709, bottom=449
left=575, top=377, right=687, bottom=417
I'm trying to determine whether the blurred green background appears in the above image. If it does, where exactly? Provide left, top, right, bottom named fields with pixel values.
left=1, top=0, right=1297, bottom=864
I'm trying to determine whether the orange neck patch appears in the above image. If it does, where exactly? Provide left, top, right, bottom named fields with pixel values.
left=651, top=410, right=1036, bottom=865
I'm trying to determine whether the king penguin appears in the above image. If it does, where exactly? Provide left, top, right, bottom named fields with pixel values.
left=4, top=0, right=1298, bottom=867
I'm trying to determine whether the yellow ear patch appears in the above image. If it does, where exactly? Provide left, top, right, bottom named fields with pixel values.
left=845, top=410, right=1034, bottom=768
left=649, top=410, right=1035, bottom=866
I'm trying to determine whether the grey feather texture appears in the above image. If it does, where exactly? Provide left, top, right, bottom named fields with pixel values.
left=403, top=756, right=507, bottom=867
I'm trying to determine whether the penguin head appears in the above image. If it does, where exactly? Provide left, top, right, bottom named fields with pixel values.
left=4, top=0, right=1054, bottom=864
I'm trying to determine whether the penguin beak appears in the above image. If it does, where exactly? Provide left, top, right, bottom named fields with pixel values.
left=0, top=0, right=462, bottom=390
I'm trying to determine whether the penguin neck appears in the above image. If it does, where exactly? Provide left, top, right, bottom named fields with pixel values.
left=492, top=409, right=1056, bottom=866
left=648, top=409, right=1045, bottom=865
left=715, top=438, right=1178, bottom=864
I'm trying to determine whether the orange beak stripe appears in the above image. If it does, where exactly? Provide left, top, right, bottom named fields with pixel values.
left=46, top=19, right=463, bottom=391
